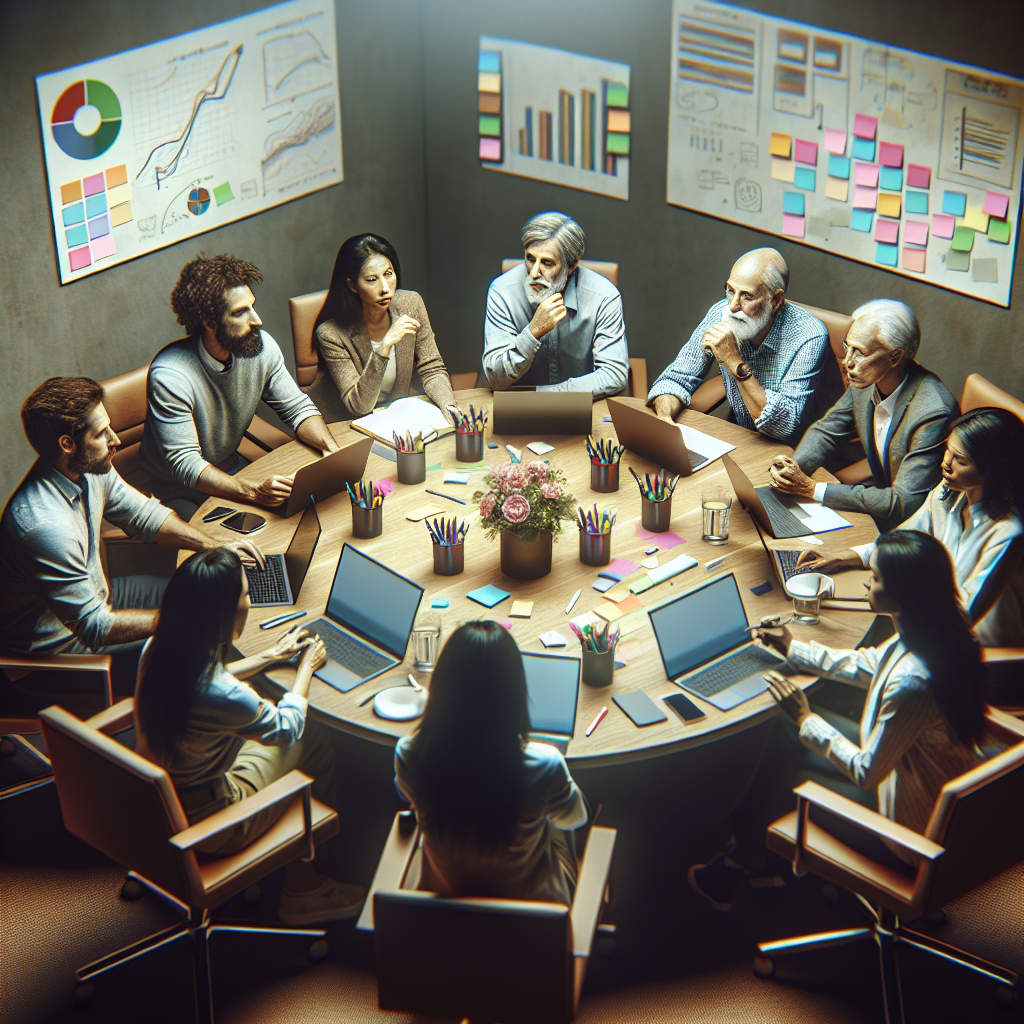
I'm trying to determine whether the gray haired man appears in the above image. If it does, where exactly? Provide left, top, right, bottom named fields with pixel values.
left=483, top=212, right=629, bottom=395
left=770, top=299, right=960, bottom=532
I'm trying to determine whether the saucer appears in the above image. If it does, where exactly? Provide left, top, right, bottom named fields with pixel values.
left=373, top=686, right=427, bottom=721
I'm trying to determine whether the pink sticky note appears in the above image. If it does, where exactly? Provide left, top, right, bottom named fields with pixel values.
left=875, top=220, right=899, bottom=243
left=82, top=173, right=105, bottom=196
left=479, top=137, right=501, bottom=161
left=854, top=186, right=878, bottom=210
left=635, top=526, right=685, bottom=549
left=901, top=248, right=926, bottom=273
left=794, top=139, right=818, bottom=165
left=824, top=128, right=847, bottom=155
left=855, top=163, right=879, bottom=187
left=904, top=220, right=929, bottom=246
left=374, top=479, right=394, bottom=496
left=932, top=213, right=956, bottom=239
left=983, top=191, right=1010, bottom=219
left=906, top=164, right=931, bottom=189
left=782, top=213, right=806, bottom=238
left=853, top=114, right=877, bottom=139
left=68, top=245, right=92, bottom=271
left=90, top=233, right=117, bottom=260
left=878, top=142, right=904, bottom=168
left=494, top=618, right=514, bottom=631
left=600, top=558, right=640, bottom=580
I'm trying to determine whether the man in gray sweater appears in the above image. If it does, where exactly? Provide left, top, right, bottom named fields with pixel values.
left=136, top=255, right=340, bottom=519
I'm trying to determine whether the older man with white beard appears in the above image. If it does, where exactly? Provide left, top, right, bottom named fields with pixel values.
left=647, top=248, right=843, bottom=445
left=482, top=212, right=629, bottom=396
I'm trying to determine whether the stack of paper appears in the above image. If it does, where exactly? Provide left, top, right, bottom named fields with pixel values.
left=352, top=397, right=454, bottom=446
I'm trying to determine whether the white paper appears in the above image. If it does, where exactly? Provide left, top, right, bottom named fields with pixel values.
left=676, top=424, right=737, bottom=466
left=526, top=441, right=556, bottom=454
left=443, top=471, right=471, bottom=484
left=647, top=551, right=699, bottom=584
left=792, top=500, right=852, bottom=534
left=352, top=397, right=453, bottom=444
left=539, top=631, right=567, bottom=648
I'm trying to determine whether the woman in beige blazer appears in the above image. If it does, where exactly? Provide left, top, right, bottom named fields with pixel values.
left=313, top=234, right=457, bottom=417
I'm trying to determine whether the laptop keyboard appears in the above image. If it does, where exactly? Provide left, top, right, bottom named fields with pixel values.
left=306, top=618, right=393, bottom=677
left=776, top=548, right=802, bottom=581
left=755, top=487, right=811, bottom=538
left=677, top=646, right=781, bottom=699
left=245, top=555, right=288, bottom=605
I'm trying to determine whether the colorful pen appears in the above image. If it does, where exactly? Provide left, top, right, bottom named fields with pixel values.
left=565, top=588, right=582, bottom=615
left=425, top=489, right=468, bottom=505
left=259, top=610, right=307, bottom=630
left=586, top=706, right=609, bottom=737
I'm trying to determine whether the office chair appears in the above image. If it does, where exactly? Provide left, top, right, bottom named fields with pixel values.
left=39, top=700, right=340, bottom=1024
left=754, top=707, right=1024, bottom=1024
left=357, top=810, right=616, bottom=1024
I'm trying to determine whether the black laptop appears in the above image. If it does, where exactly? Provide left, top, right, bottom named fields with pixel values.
left=245, top=497, right=321, bottom=607
left=522, top=651, right=580, bottom=754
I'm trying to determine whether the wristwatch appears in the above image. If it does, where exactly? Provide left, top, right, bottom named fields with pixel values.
left=733, top=361, right=753, bottom=381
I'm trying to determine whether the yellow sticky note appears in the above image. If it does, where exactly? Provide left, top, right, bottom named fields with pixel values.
left=962, top=204, right=990, bottom=233
left=406, top=504, right=446, bottom=521
left=877, top=193, right=901, bottom=218
left=109, top=201, right=133, bottom=227
left=510, top=600, right=534, bottom=618
left=824, top=176, right=849, bottom=202
left=106, top=182, right=131, bottom=207
left=770, top=158, right=796, bottom=183
left=769, top=132, right=792, bottom=158
left=60, top=180, right=83, bottom=205
left=105, top=164, right=128, bottom=188
left=478, top=72, right=501, bottom=93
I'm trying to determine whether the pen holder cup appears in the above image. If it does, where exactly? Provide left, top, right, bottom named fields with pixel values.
left=432, top=542, right=465, bottom=576
left=396, top=449, right=426, bottom=485
left=579, top=528, right=612, bottom=567
left=591, top=461, right=620, bottom=493
left=455, top=431, right=484, bottom=463
left=581, top=647, right=615, bottom=688
left=351, top=502, right=383, bottom=539
left=640, top=494, right=673, bottom=533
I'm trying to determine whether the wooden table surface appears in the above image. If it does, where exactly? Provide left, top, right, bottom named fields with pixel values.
left=190, top=392, right=878, bottom=768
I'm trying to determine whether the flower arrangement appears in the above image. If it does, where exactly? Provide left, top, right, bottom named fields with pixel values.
left=473, top=461, right=578, bottom=542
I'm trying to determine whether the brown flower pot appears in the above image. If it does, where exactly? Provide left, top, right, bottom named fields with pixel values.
left=500, top=530, right=553, bottom=581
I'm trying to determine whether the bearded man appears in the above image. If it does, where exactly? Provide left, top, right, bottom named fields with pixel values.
left=647, top=248, right=843, bottom=444
left=136, top=254, right=339, bottom=519
left=482, top=212, right=629, bottom=396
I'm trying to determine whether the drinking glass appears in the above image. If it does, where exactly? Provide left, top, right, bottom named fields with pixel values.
left=785, top=572, right=834, bottom=624
left=411, top=610, right=442, bottom=670
left=701, top=491, right=733, bottom=545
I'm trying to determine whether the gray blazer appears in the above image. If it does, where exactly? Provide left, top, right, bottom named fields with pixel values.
left=794, top=361, right=960, bottom=532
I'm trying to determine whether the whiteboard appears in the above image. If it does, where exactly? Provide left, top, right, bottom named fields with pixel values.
left=666, top=1, right=1023, bottom=307
left=36, top=0, right=343, bottom=285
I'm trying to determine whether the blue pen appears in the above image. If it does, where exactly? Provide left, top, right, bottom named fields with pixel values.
left=425, top=489, right=468, bottom=505
left=259, top=609, right=307, bottom=630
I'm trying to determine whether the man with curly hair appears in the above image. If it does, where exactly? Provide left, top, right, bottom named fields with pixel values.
left=136, top=254, right=340, bottom=518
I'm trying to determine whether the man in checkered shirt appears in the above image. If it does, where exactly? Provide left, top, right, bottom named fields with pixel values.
left=646, top=248, right=843, bottom=445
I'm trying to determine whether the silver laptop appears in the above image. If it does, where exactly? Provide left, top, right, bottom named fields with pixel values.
left=306, top=544, right=424, bottom=692
left=283, top=437, right=374, bottom=518
left=606, top=398, right=710, bottom=478
left=722, top=454, right=815, bottom=539
left=648, top=572, right=787, bottom=711
left=522, top=651, right=580, bottom=755
left=245, top=496, right=321, bottom=607
left=492, top=390, right=593, bottom=435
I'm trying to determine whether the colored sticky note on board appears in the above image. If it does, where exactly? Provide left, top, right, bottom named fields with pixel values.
left=87, top=214, right=109, bottom=239
left=824, top=176, right=849, bottom=202
left=479, top=115, right=501, bottom=136
left=853, top=113, right=877, bottom=139
left=769, top=132, right=792, bottom=157
left=876, top=242, right=898, bottom=266
left=901, top=248, right=926, bottom=273
left=794, top=167, right=816, bottom=191
left=60, top=180, right=83, bottom=205
left=109, top=201, right=133, bottom=227
left=90, top=233, right=117, bottom=260
left=906, top=164, right=931, bottom=189
left=479, top=137, right=501, bottom=161
left=466, top=584, right=511, bottom=608
left=904, top=220, right=929, bottom=246
left=62, top=202, right=85, bottom=226
left=85, top=193, right=107, bottom=219
left=852, top=136, right=875, bottom=162
left=946, top=247, right=970, bottom=272
left=878, top=142, right=904, bottom=167
left=988, top=218, right=1011, bottom=244
left=850, top=209, right=874, bottom=232
left=65, top=224, right=88, bottom=248
left=905, top=190, right=929, bottom=215
left=213, top=181, right=234, bottom=205
left=827, top=154, right=850, bottom=179
left=854, top=186, right=877, bottom=209
left=962, top=205, right=990, bottom=232
left=877, top=193, right=902, bottom=219
left=951, top=226, right=975, bottom=251
left=879, top=166, right=903, bottom=191
left=106, top=182, right=130, bottom=207
left=105, top=164, right=128, bottom=188
left=942, top=191, right=967, bottom=216
left=972, top=258, right=998, bottom=283
left=932, top=213, right=956, bottom=238
left=68, top=246, right=91, bottom=271
left=783, top=192, right=805, bottom=215
left=478, top=51, right=501, bottom=72
left=824, top=128, right=847, bottom=155
left=875, top=219, right=899, bottom=243
left=983, top=191, right=1010, bottom=219
left=82, top=172, right=105, bottom=196
left=782, top=213, right=805, bottom=238
left=770, top=158, right=796, bottom=183
left=794, top=139, right=818, bottom=165
left=855, top=163, right=879, bottom=187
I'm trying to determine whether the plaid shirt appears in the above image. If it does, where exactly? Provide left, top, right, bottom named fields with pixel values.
left=647, top=299, right=844, bottom=444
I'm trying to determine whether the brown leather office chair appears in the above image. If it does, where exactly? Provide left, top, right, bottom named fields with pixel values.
left=960, top=372, right=1024, bottom=423
left=755, top=707, right=1024, bottom=1024
left=357, top=810, right=616, bottom=1023
left=39, top=700, right=340, bottom=1024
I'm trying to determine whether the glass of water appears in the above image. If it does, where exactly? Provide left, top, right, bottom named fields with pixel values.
left=702, top=490, right=733, bottom=545
left=411, top=610, right=442, bottom=671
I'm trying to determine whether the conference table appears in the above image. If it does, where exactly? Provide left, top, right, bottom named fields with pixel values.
left=191, top=391, right=878, bottom=769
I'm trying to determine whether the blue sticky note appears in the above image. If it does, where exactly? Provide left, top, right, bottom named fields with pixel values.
left=876, top=242, right=898, bottom=266
left=827, top=154, right=850, bottom=179
left=879, top=166, right=903, bottom=191
left=466, top=584, right=511, bottom=608
left=750, top=580, right=774, bottom=596
left=431, top=598, right=449, bottom=608
left=852, top=136, right=875, bottom=162
left=603, top=417, right=613, bottom=423
left=85, top=193, right=107, bottom=219
left=62, top=202, right=85, bottom=226
left=794, top=166, right=816, bottom=191
left=65, top=224, right=88, bottom=248
left=592, top=577, right=616, bottom=593
left=942, top=191, right=967, bottom=216
left=487, top=442, right=499, bottom=449
left=478, top=51, right=501, bottom=73
left=905, top=190, right=929, bottom=215
left=782, top=192, right=805, bottom=215
left=851, top=209, right=874, bottom=233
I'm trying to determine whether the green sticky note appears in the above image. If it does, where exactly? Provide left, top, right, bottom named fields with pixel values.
left=629, top=575, right=654, bottom=594
left=946, top=247, right=970, bottom=272
left=478, top=115, right=501, bottom=136
left=988, top=219, right=1011, bottom=244
left=213, top=181, right=234, bottom=205
left=605, top=81, right=629, bottom=108
left=950, top=226, right=974, bottom=251
left=606, top=132, right=630, bottom=155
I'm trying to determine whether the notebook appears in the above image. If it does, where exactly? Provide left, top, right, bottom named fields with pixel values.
left=245, top=497, right=321, bottom=607
left=351, top=396, right=454, bottom=446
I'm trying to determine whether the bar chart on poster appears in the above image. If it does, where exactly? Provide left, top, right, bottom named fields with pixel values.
left=36, top=0, right=342, bottom=284
left=665, top=0, right=1023, bottom=306
left=478, top=37, right=631, bottom=201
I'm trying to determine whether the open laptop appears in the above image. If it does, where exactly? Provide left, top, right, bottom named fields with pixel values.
left=245, top=496, right=321, bottom=607
left=492, top=390, right=592, bottom=435
left=306, top=544, right=424, bottom=692
left=607, top=398, right=715, bottom=477
left=522, top=651, right=580, bottom=755
left=649, top=572, right=788, bottom=711
left=283, top=436, right=374, bottom=518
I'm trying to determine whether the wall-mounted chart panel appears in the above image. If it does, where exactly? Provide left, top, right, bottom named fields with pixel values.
left=478, top=37, right=630, bottom=201
left=36, top=0, right=343, bottom=284
left=665, top=0, right=1023, bottom=306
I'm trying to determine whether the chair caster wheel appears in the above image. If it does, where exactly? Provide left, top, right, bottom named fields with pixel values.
left=243, top=884, right=261, bottom=904
left=753, top=955, right=775, bottom=979
left=308, top=939, right=329, bottom=963
left=821, top=883, right=841, bottom=906
left=996, top=983, right=1021, bottom=1009
left=121, top=878, right=143, bottom=901
left=74, top=982, right=94, bottom=1006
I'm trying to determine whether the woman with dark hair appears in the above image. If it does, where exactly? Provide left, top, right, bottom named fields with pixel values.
left=798, top=407, right=1024, bottom=646
left=394, top=621, right=588, bottom=904
left=134, top=548, right=365, bottom=923
left=313, top=234, right=457, bottom=416
left=689, top=530, right=986, bottom=912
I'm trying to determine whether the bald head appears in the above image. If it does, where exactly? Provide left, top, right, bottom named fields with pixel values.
left=730, top=248, right=789, bottom=296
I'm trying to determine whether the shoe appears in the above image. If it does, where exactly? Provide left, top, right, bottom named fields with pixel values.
left=687, top=853, right=745, bottom=912
left=279, top=876, right=367, bottom=924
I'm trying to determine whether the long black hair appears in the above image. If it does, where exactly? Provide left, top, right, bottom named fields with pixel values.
left=875, top=530, right=986, bottom=747
left=135, top=549, right=243, bottom=763
left=404, top=621, right=531, bottom=851
left=313, top=233, right=402, bottom=334
left=947, top=407, right=1024, bottom=522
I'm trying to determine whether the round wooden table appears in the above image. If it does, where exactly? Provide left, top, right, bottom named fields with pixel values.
left=191, top=392, right=879, bottom=767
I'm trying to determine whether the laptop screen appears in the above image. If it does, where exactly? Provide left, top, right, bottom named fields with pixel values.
left=283, top=497, right=321, bottom=597
left=648, top=574, right=750, bottom=679
left=522, top=652, right=580, bottom=736
left=325, top=544, right=424, bottom=658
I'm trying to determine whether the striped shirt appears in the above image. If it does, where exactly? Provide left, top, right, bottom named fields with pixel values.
left=647, top=299, right=844, bottom=444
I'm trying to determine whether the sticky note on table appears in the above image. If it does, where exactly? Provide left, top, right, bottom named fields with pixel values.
left=794, top=167, right=816, bottom=191
left=406, top=504, right=446, bottom=521
left=593, top=577, right=616, bottom=593
left=877, top=193, right=902, bottom=219
left=769, top=132, right=792, bottom=158
left=794, top=139, right=818, bottom=165
left=878, top=142, right=904, bottom=168
left=431, top=598, right=449, bottom=608
left=901, top=248, right=926, bottom=273
left=824, top=128, right=847, bottom=155
left=972, top=258, right=998, bottom=283
left=770, top=158, right=796, bottom=183
left=853, top=113, right=877, bottom=139
left=945, top=247, right=970, bottom=272
left=906, top=164, right=931, bottom=189
left=850, top=209, right=874, bottom=233
left=983, top=192, right=1010, bottom=219
left=879, top=166, right=903, bottom=191
left=598, top=558, right=640, bottom=581
left=467, top=585, right=511, bottom=608
left=876, top=243, right=898, bottom=267
left=635, top=526, right=685, bottom=549
left=875, top=219, right=899, bottom=244
left=526, top=441, right=555, bottom=455
left=596, top=593, right=642, bottom=619
left=904, top=220, right=928, bottom=246
left=851, top=136, right=875, bottom=162
left=782, top=213, right=805, bottom=238
left=601, top=582, right=633, bottom=602
left=961, top=205, right=989, bottom=233
left=905, top=190, right=928, bottom=215
left=951, top=226, right=975, bottom=251
left=539, top=631, right=567, bottom=648
left=932, top=213, right=956, bottom=238
left=642, top=557, right=659, bottom=569
left=942, top=191, right=967, bottom=217
left=824, top=176, right=849, bottom=202
left=510, top=600, right=534, bottom=618
left=629, top=575, right=655, bottom=594
left=783, top=192, right=805, bottom=215
left=443, top=471, right=471, bottom=484
left=854, top=186, right=877, bottom=209
left=827, top=154, right=850, bottom=179
left=988, top=218, right=1011, bottom=244
left=855, top=163, right=879, bottom=187
left=750, top=580, right=774, bottom=596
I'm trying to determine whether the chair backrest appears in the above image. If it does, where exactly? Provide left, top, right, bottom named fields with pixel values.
left=501, top=258, right=619, bottom=288
left=374, top=889, right=574, bottom=1024
left=960, top=373, right=1024, bottom=425
left=790, top=301, right=854, bottom=387
left=289, top=290, right=329, bottom=389
left=39, top=705, right=204, bottom=904
left=100, top=363, right=150, bottom=473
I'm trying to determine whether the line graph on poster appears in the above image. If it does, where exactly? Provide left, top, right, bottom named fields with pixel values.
left=262, top=96, right=338, bottom=194
left=263, top=27, right=334, bottom=106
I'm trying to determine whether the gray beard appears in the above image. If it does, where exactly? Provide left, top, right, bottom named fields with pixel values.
left=525, top=266, right=570, bottom=307
left=721, top=303, right=773, bottom=342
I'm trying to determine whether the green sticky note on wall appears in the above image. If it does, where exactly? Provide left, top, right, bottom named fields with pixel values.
left=606, top=132, right=630, bottom=155
left=479, top=115, right=501, bottom=136
left=988, top=219, right=1011, bottom=244
left=605, top=82, right=629, bottom=108
left=950, top=226, right=974, bottom=251
left=946, top=247, right=970, bottom=272
left=213, top=182, right=234, bottom=205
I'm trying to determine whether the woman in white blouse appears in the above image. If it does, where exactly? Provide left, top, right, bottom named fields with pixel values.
left=689, top=530, right=986, bottom=913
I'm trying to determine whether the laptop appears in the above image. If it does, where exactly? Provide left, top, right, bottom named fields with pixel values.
left=492, top=390, right=593, bottom=435
left=607, top=398, right=713, bottom=477
left=306, top=544, right=424, bottom=692
left=649, top=572, right=787, bottom=711
left=522, top=651, right=580, bottom=755
left=283, top=437, right=374, bottom=518
left=245, top=496, right=321, bottom=607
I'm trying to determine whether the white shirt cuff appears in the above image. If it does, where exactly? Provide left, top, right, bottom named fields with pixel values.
left=813, top=482, right=829, bottom=503
left=850, top=542, right=875, bottom=567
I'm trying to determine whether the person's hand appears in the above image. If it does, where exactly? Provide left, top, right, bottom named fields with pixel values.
left=377, top=315, right=420, bottom=357
left=268, top=628, right=313, bottom=661
left=795, top=549, right=861, bottom=573
left=700, top=322, right=742, bottom=369
left=529, top=294, right=567, bottom=339
left=222, top=538, right=266, bottom=570
left=298, top=634, right=327, bottom=672
left=753, top=625, right=793, bottom=658
left=652, top=394, right=684, bottom=423
left=251, top=473, right=294, bottom=507
left=769, top=456, right=816, bottom=500
left=321, top=435, right=341, bottom=456
left=764, top=671, right=812, bottom=726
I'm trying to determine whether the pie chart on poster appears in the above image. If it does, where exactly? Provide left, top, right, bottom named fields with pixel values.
left=188, top=187, right=211, bottom=215
left=51, top=80, right=122, bottom=160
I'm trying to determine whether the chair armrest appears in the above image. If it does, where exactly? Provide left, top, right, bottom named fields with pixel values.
left=356, top=811, right=421, bottom=932
left=984, top=707, right=1024, bottom=744
left=85, top=697, right=135, bottom=735
left=834, top=458, right=871, bottom=486
left=570, top=826, right=616, bottom=959
left=244, top=415, right=292, bottom=453
left=981, top=646, right=1024, bottom=664
left=0, top=651, right=112, bottom=708
left=688, top=377, right=726, bottom=414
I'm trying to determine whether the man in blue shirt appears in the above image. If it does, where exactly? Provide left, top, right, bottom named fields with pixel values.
left=647, top=248, right=843, bottom=444
left=483, top=212, right=629, bottom=396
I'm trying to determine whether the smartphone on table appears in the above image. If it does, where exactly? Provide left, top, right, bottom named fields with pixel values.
left=201, top=506, right=236, bottom=523
left=221, top=511, right=266, bottom=534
